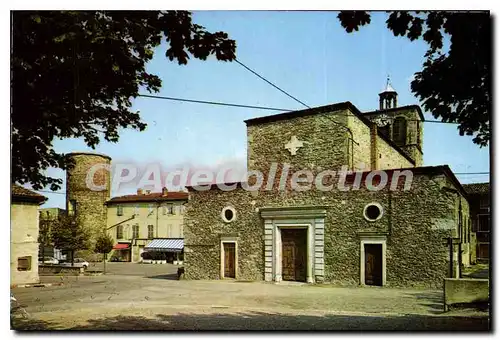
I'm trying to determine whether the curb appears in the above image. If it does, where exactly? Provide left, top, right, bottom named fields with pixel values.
left=11, top=282, right=64, bottom=289
left=84, top=271, right=103, bottom=276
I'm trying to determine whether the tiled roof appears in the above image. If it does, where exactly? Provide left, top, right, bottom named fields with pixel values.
left=106, top=191, right=188, bottom=204
left=11, top=184, right=46, bottom=203
left=463, top=182, right=489, bottom=195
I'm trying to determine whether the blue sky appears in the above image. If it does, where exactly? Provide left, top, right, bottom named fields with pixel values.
left=41, top=11, right=490, bottom=208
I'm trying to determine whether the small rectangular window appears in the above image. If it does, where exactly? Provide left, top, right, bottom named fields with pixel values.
left=133, top=225, right=139, bottom=239
left=117, top=225, right=123, bottom=239
left=478, top=215, right=490, bottom=232
left=148, top=204, right=154, bottom=216
left=480, top=197, right=489, bottom=209
left=162, top=205, right=167, bottom=215
left=148, top=225, right=154, bottom=239
left=134, top=205, right=139, bottom=216
left=117, top=206, right=123, bottom=216
left=478, top=243, right=490, bottom=259
left=167, top=204, right=173, bottom=214
left=17, top=256, right=31, bottom=271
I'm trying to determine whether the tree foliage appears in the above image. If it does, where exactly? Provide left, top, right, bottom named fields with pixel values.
left=94, top=232, right=114, bottom=255
left=38, top=217, right=53, bottom=263
left=51, top=214, right=91, bottom=256
left=38, top=218, right=52, bottom=247
left=338, top=11, right=490, bottom=146
left=12, top=11, right=236, bottom=190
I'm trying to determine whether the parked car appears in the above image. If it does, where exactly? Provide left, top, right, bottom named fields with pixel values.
left=110, top=256, right=127, bottom=262
left=59, top=258, right=89, bottom=269
left=38, top=257, right=59, bottom=265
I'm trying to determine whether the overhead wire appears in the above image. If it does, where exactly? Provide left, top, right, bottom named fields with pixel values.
left=233, top=59, right=311, bottom=109
left=136, top=93, right=461, bottom=125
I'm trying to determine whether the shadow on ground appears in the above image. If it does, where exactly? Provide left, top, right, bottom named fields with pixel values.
left=406, top=289, right=490, bottom=315
left=406, top=291, right=445, bottom=315
left=12, top=311, right=490, bottom=331
left=145, top=274, right=178, bottom=280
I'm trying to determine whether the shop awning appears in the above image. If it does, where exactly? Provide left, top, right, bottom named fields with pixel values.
left=144, top=238, right=184, bottom=253
left=113, top=243, right=130, bottom=250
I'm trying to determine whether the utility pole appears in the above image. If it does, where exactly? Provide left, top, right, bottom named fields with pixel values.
left=448, top=237, right=454, bottom=277
left=443, top=237, right=461, bottom=277
left=458, top=199, right=463, bottom=278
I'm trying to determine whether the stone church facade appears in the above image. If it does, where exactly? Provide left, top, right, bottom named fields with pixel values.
left=183, top=86, right=471, bottom=288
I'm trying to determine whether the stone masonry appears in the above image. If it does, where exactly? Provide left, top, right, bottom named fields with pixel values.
left=184, top=167, right=469, bottom=288
left=66, top=152, right=111, bottom=248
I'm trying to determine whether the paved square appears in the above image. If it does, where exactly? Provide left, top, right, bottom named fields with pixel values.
left=11, top=263, right=489, bottom=331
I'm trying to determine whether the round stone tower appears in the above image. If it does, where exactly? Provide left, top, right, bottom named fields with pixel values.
left=66, top=152, right=111, bottom=248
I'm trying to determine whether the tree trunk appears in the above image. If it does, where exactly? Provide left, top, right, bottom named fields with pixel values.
left=41, top=246, right=45, bottom=264
left=103, top=253, right=106, bottom=274
left=71, top=250, right=74, bottom=266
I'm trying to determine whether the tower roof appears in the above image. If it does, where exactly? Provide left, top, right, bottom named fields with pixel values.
left=383, top=83, right=396, bottom=93
left=379, top=76, right=397, bottom=95
left=66, top=151, right=112, bottom=161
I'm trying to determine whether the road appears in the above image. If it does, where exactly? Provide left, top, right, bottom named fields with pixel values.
left=11, top=263, right=490, bottom=331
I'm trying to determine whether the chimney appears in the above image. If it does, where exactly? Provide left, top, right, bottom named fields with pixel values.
left=162, top=187, right=168, bottom=197
left=137, top=188, right=143, bottom=195
left=370, top=123, right=379, bottom=171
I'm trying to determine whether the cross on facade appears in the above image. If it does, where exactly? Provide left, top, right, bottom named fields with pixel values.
left=285, top=136, right=304, bottom=156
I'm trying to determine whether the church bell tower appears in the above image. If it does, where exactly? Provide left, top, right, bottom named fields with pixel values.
left=379, top=76, right=398, bottom=110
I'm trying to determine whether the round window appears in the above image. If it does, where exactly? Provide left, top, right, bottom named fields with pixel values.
left=221, top=206, right=236, bottom=223
left=363, top=203, right=383, bottom=222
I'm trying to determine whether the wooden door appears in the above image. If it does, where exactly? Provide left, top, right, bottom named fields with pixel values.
left=281, top=229, right=307, bottom=282
left=365, top=244, right=382, bottom=286
left=223, top=243, right=235, bottom=278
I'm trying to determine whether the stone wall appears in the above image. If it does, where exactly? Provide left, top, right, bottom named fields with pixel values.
left=348, top=110, right=414, bottom=170
left=247, top=106, right=418, bottom=174
left=66, top=153, right=111, bottom=248
left=348, top=110, right=372, bottom=170
left=444, top=278, right=489, bottom=309
left=184, top=189, right=265, bottom=281
left=363, top=107, right=424, bottom=167
left=184, top=170, right=468, bottom=288
left=11, top=202, right=40, bottom=285
left=39, top=265, right=84, bottom=275
left=247, top=109, right=351, bottom=173
left=39, top=207, right=66, bottom=220
left=376, top=134, right=414, bottom=170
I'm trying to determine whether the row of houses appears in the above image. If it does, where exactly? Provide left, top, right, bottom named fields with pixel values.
left=104, top=188, right=188, bottom=263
